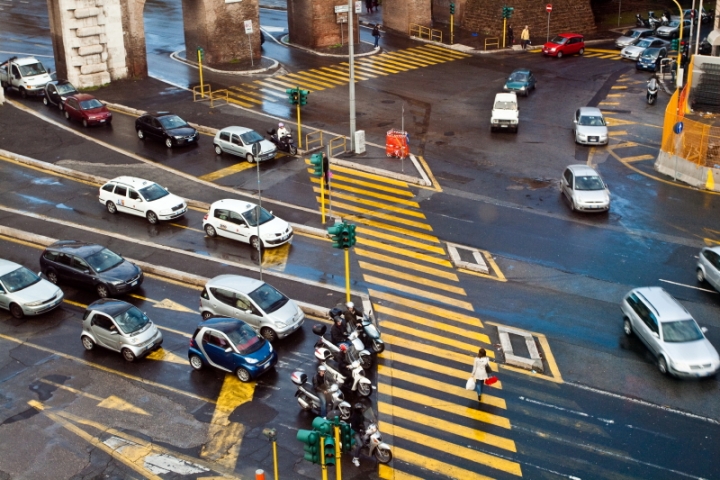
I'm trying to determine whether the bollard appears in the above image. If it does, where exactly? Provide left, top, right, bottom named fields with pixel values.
left=255, top=469, right=265, bottom=480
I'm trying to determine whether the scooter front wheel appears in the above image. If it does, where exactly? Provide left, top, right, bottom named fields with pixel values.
left=357, top=381, right=372, bottom=397
left=289, top=145, right=298, bottom=155
left=372, top=340, right=385, bottom=354
left=374, top=446, right=393, bottom=464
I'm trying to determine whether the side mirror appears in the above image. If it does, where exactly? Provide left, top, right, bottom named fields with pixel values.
left=701, top=326, right=708, bottom=333
left=224, top=347, right=233, bottom=353
left=651, top=331, right=659, bottom=338
left=244, top=309, right=252, bottom=315
left=573, top=119, right=578, bottom=124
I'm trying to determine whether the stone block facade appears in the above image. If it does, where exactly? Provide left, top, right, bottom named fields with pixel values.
left=288, top=0, right=359, bottom=49
left=383, top=0, right=432, bottom=33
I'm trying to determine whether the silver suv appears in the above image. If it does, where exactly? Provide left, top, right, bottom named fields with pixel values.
left=621, top=287, right=719, bottom=377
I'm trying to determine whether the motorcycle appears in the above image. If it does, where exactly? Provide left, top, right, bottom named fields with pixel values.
left=355, top=423, right=392, bottom=463
left=333, top=304, right=385, bottom=354
left=313, top=323, right=373, bottom=370
left=291, top=371, right=351, bottom=420
left=636, top=13, right=650, bottom=28
left=319, top=356, right=373, bottom=397
left=647, top=11, right=662, bottom=30
left=647, top=77, right=658, bottom=105
left=266, top=128, right=298, bottom=155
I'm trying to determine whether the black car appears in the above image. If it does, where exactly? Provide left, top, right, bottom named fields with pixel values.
left=42, top=80, right=78, bottom=110
left=637, top=47, right=668, bottom=71
left=135, top=112, right=199, bottom=149
left=39, top=241, right=143, bottom=298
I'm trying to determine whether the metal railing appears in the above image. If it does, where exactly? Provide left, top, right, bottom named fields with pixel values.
left=409, top=24, right=442, bottom=43
left=305, top=130, right=324, bottom=151
left=192, top=84, right=211, bottom=102
left=484, top=37, right=500, bottom=50
left=328, top=136, right=347, bottom=157
left=209, top=89, right=229, bottom=108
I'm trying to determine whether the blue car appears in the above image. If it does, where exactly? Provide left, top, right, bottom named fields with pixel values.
left=503, top=68, right=537, bottom=97
left=637, top=47, right=668, bottom=72
left=188, top=317, right=277, bottom=382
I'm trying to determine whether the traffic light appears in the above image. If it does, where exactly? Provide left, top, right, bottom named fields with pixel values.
left=339, top=422, right=355, bottom=453
left=347, top=223, right=357, bottom=247
left=286, top=88, right=299, bottom=105
left=339, top=224, right=351, bottom=249
left=299, top=89, right=309, bottom=106
left=328, top=223, right=346, bottom=249
left=310, top=153, right=323, bottom=177
left=297, top=429, right=320, bottom=464
left=671, top=38, right=679, bottom=51
left=197, top=47, right=204, bottom=60
left=323, top=436, right=336, bottom=466
left=449, top=2, right=455, bottom=14
left=507, top=7, right=514, bottom=17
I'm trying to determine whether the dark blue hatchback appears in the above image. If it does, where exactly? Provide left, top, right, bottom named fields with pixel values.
left=188, top=317, right=277, bottom=382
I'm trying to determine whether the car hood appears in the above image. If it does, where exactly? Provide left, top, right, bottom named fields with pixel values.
left=85, top=106, right=111, bottom=117
left=167, top=126, right=197, bottom=137
left=622, top=45, right=644, bottom=56
left=258, top=139, right=277, bottom=155
left=664, top=339, right=720, bottom=364
left=656, top=26, right=676, bottom=34
left=149, top=192, right=186, bottom=211
left=616, top=36, right=637, bottom=46
left=266, top=299, right=301, bottom=326
left=504, top=81, right=528, bottom=90
left=573, top=188, right=609, bottom=203
left=576, top=125, right=608, bottom=136
left=243, top=339, right=274, bottom=363
left=130, top=322, right=160, bottom=343
left=11, top=279, right=62, bottom=303
left=260, top=216, right=291, bottom=237
left=102, top=261, right=141, bottom=283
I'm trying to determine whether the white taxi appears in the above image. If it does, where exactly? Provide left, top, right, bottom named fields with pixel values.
left=99, top=176, right=187, bottom=224
left=203, top=199, right=293, bottom=250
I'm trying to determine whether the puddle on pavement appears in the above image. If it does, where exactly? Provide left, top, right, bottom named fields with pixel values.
left=508, top=177, right=556, bottom=190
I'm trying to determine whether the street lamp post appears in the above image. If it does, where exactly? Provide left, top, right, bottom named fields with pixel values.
left=348, top=0, right=356, bottom=152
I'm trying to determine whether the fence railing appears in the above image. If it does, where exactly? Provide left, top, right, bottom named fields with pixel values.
left=192, top=84, right=211, bottom=102
left=409, top=24, right=442, bottom=43
left=305, top=130, right=324, bottom=151
left=484, top=37, right=500, bottom=50
left=209, top=89, right=229, bottom=108
left=328, top=136, right=347, bottom=157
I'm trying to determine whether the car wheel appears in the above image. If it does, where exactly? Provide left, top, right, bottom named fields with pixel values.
left=570, top=199, right=576, bottom=211
left=82, top=119, right=88, bottom=128
left=236, top=367, right=251, bottom=382
left=261, top=327, right=277, bottom=342
left=146, top=211, right=158, bottom=225
left=697, top=268, right=706, bottom=283
left=122, top=348, right=136, bottom=362
left=579, top=48, right=585, bottom=55
left=20, top=88, right=27, bottom=99
left=43, top=96, right=48, bottom=106
left=250, top=236, right=262, bottom=251
left=357, top=381, right=372, bottom=397
left=189, top=354, right=204, bottom=370
left=214, top=144, right=223, bottom=155
left=96, top=283, right=110, bottom=298
left=657, top=356, right=669, bottom=375
left=623, top=317, right=633, bottom=336
left=557, top=51, right=563, bottom=58
left=165, top=137, right=173, bottom=149
left=246, top=153, right=255, bottom=163
left=46, top=270, right=58, bottom=284
left=81, top=335, right=95, bottom=351
left=106, top=201, right=117, bottom=214
left=205, top=224, right=217, bottom=237
left=9, top=303, right=24, bottom=319
left=201, top=311, right=214, bottom=320
left=137, top=129, right=145, bottom=140
left=64, top=110, right=70, bottom=120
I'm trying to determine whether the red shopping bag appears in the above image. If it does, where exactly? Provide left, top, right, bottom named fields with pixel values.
left=484, top=376, right=498, bottom=386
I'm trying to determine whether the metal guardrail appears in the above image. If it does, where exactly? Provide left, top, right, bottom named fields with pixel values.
left=484, top=37, right=500, bottom=50
left=328, top=136, right=347, bottom=157
left=305, top=130, right=324, bottom=150
left=192, top=84, right=211, bottom=101
left=209, top=89, right=229, bottom=108
left=409, top=23, right=442, bottom=43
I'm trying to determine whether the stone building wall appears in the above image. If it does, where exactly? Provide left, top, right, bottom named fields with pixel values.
left=288, top=0, right=359, bottom=49
left=383, top=0, right=432, bottom=33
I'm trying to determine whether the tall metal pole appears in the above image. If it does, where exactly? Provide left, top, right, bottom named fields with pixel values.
left=694, top=0, right=703, bottom=54
left=255, top=144, right=263, bottom=281
left=618, top=0, right=621, bottom=27
left=547, top=12, right=551, bottom=42
left=688, top=0, right=696, bottom=54
left=348, top=0, right=356, bottom=152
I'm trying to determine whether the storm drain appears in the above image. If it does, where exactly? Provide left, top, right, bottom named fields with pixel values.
left=497, top=325, right=544, bottom=373
left=446, top=242, right=489, bottom=274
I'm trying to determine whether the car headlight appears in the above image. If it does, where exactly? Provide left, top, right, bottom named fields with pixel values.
left=109, top=280, right=125, bottom=286
left=245, top=357, right=259, bottom=364
left=520, top=86, right=526, bottom=90
left=268, top=343, right=273, bottom=352
left=174, top=135, right=184, bottom=140
left=276, top=321, right=287, bottom=328
left=130, top=337, right=140, bottom=345
left=25, top=300, right=44, bottom=307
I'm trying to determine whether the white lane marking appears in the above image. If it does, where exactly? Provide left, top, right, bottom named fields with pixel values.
left=519, top=396, right=615, bottom=424
left=659, top=278, right=717, bottom=293
left=626, top=424, right=676, bottom=440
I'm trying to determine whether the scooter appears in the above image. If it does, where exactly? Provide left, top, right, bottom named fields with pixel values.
left=319, top=357, right=373, bottom=397
left=333, top=304, right=385, bottom=354
left=647, top=77, right=658, bottom=105
left=313, top=323, right=373, bottom=370
left=266, top=128, right=298, bottom=155
left=647, top=11, right=662, bottom=30
left=636, top=13, right=650, bottom=28
left=291, top=371, right=351, bottom=420
left=355, top=423, right=393, bottom=463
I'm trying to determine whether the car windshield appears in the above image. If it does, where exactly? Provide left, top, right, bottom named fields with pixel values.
left=662, top=319, right=704, bottom=343
left=139, top=183, right=169, bottom=202
left=637, top=39, right=653, bottom=48
left=575, top=175, right=605, bottom=190
left=641, top=49, right=659, bottom=59
left=248, top=283, right=289, bottom=314
left=113, top=306, right=150, bottom=334
left=239, top=131, right=264, bottom=144
left=550, top=36, right=568, bottom=45
left=56, top=83, right=76, bottom=95
left=578, top=115, right=606, bottom=127
left=508, top=72, right=528, bottom=82
left=669, top=20, right=680, bottom=27
left=80, top=99, right=104, bottom=110
left=630, top=30, right=642, bottom=37
left=226, top=322, right=263, bottom=355
left=0, top=267, right=41, bottom=293
left=243, top=206, right=274, bottom=227
left=158, top=115, right=187, bottom=129
left=494, top=101, right=517, bottom=110
left=85, top=248, right=123, bottom=273
left=19, top=62, right=47, bottom=76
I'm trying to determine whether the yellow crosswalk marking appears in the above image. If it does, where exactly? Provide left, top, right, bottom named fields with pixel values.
left=335, top=214, right=437, bottom=241
left=355, top=227, right=444, bottom=254
left=380, top=349, right=499, bottom=379
left=377, top=365, right=505, bottom=409
left=379, top=384, right=511, bottom=428
left=199, top=162, right=254, bottom=181
left=314, top=184, right=418, bottom=207
left=330, top=168, right=411, bottom=188
left=264, top=76, right=318, bottom=91
left=227, top=97, right=254, bottom=108
left=290, top=71, right=346, bottom=86
left=362, top=57, right=414, bottom=71
left=253, top=80, right=287, bottom=92
left=312, top=175, right=414, bottom=199
left=360, top=261, right=466, bottom=294
left=324, top=65, right=377, bottom=79
left=355, top=249, right=455, bottom=279
left=314, top=193, right=426, bottom=219
left=423, top=44, right=472, bottom=58
left=412, top=46, right=458, bottom=62
left=623, top=154, right=655, bottom=162
left=378, top=465, right=423, bottom=480
left=284, top=73, right=335, bottom=89
left=329, top=201, right=433, bottom=231
left=355, top=59, right=407, bottom=73
left=382, top=321, right=487, bottom=354
left=376, top=306, right=490, bottom=344
left=365, top=276, right=473, bottom=309
left=384, top=51, right=438, bottom=66
left=389, top=448, right=496, bottom=480
left=359, top=238, right=451, bottom=266
left=379, top=53, right=431, bottom=68
left=383, top=333, right=497, bottom=362
left=304, top=69, right=348, bottom=84
left=370, top=290, right=484, bottom=328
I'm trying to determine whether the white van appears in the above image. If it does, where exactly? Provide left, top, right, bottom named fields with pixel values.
left=490, top=92, right=519, bottom=133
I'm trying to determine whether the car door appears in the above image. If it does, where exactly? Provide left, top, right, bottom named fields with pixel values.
left=125, top=188, right=146, bottom=218
left=528, top=73, right=536, bottom=89
left=46, top=83, right=59, bottom=105
left=90, top=312, right=122, bottom=350
left=110, top=184, right=130, bottom=214
left=52, top=252, right=76, bottom=283
left=230, top=134, right=246, bottom=157
left=208, top=287, right=236, bottom=317
left=230, top=210, right=252, bottom=244
left=561, top=168, right=574, bottom=201
left=201, top=331, right=236, bottom=371
left=212, top=208, right=232, bottom=239
left=71, top=256, right=95, bottom=288
left=0, top=280, right=9, bottom=310
left=232, top=292, right=263, bottom=330
left=64, top=97, right=81, bottom=121
left=146, top=117, right=163, bottom=139
left=706, top=250, right=720, bottom=290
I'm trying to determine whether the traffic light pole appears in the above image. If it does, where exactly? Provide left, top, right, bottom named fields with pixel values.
left=334, top=425, right=342, bottom=480
left=450, top=12, right=454, bottom=44
left=197, top=47, right=205, bottom=98
left=320, top=436, right=328, bottom=480
left=348, top=0, right=356, bottom=152
left=502, top=18, right=507, bottom=48
left=296, top=86, right=302, bottom=149
left=344, top=248, right=351, bottom=303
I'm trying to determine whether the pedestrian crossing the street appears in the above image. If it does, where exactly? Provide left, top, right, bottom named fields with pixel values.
left=223, top=45, right=471, bottom=108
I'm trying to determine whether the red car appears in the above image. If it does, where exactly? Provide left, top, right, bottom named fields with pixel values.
left=63, top=93, right=112, bottom=127
left=542, top=33, right=585, bottom=58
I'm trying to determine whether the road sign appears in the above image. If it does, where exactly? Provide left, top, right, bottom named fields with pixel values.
left=334, top=4, right=349, bottom=13
left=674, top=122, right=684, bottom=134
left=546, top=4, right=552, bottom=13
left=244, top=20, right=253, bottom=34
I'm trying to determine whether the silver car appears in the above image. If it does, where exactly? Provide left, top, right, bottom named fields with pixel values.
left=213, top=126, right=277, bottom=163
left=615, top=28, right=654, bottom=49
left=620, top=37, right=670, bottom=61
left=655, top=19, right=692, bottom=39
left=622, top=287, right=720, bottom=378
left=697, top=246, right=720, bottom=291
left=0, top=259, right=64, bottom=319
left=81, top=298, right=163, bottom=362
left=560, top=165, right=610, bottom=212
left=573, top=107, right=608, bottom=145
left=200, top=275, right=304, bottom=342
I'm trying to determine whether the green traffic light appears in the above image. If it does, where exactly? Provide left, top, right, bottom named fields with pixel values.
left=323, top=436, right=336, bottom=466
left=327, top=223, right=345, bottom=249
left=297, top=429, right=320, bottom=464
left=310, top=153, right=324, bottom=177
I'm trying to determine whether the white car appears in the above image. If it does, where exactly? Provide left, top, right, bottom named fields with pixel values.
left=203, top=199, right=293, bottom=250
left=213, top=126, right=277, bottom=163
left=490, top=92, right=519, bottom=133
left=560, top=165, right=610, bottom=212
left=573, top=107, right=608, bottom=145
left=99, top=176, right=187, bottom=224
left=0, top=259, right=64, bottom=319
left=620, top=37, right=670, bottom=61
left=696, top=246, right=720, bottom=291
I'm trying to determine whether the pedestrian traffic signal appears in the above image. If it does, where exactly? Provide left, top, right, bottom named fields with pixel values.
left=310, top=153, right=324, bottom=177
left=449, top=2, right=455, bottom=14
left=347, top=223, right=357, bottom=247
left=297, top=429, right=320, bottom=464
left=328, top=223, right=346, bottom=249
left=286, top=88, right=299, bottom=105
left=671, top=38, right=679, bottom=51
left=299, top=89, right=309, bottom=106
left=339, top=422, right=355, bottom=453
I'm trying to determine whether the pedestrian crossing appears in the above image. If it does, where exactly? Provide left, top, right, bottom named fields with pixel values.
left=222, top=45, right=471, bottom=108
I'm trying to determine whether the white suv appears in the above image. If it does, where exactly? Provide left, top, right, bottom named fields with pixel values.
left=490, top=92, right=519, bottom=133
left=203, top=199, right=293, bottom=250
left=99, top=176, right=187, bottom=224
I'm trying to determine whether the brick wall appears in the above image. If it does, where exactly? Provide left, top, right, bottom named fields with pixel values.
left=288, top=0, right=359, bottom=49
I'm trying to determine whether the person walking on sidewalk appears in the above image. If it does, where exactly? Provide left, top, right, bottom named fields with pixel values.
left=507, top=25, right=514, bottom=47
left=372, top=24, right=381, bottom=48
left=365, top=0, right=373, bottom=14
left=470, top=348, right=490, bottom=403
left=520, top=25, right=530, bottom=50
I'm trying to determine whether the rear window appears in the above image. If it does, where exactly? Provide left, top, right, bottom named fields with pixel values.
left=494, top=101, right=517, bottom=110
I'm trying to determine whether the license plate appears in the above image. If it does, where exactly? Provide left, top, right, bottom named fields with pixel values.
left=589, top=136, right=598, bottom=142
left=99, top=119, right=106, bottom=123
left=131, top=280, right=138, bottom=287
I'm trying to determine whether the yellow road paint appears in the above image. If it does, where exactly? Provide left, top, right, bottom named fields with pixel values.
left=611, top=85, right=628, bottom=89
left=145, top=348, right=189, bottom=365
left=415, top=46, right=464, bottom=61
left=416, top=155, right=443, bottom=192
left=459, top=266, right=509, bottom=282
left=332, top=65, right=378, bottom=80
left=321, top=66, right=376, bottom=80
left=292, top=70, right=346, bottom=86
left=313, top=175, right=414, bottom=198
left=607, top=93, right=624, bottom=97
left=378, top=464, right=424, bottom=480
left=603, top=116, right=638, bottom=127
left=168, top=222, right=204, bottom=232
left=608, top=130, right=627, bottom=136
left=386, top=423, right=521, bottom=475
left=622, top=154, right=655, bottom=162
left=398, top=50, right=444, bottom=65
left=329, top=200, right=433, bottom=231
left=253, top=80, right=287, bottom=92
left=360, top=262, right=465, bottom=294
left=599, top=102, right=619, bottom=106
left=379, top=383, right=510, bottom=428
left=314, top=192, right=426, bottom=219
left=331, top=164, right=411, bottom=187
left=423, top=44, right=471, bottom=58
left=363, top=57, right=415, bottom=71
left=377, top=365, right=505, bottom=409
left=0, top=233, right=44, bottom=248
left=39, top=379, right=150, bottom=415
left=707, top=170, right=715, bottom=191
left=284, top=72, right=336, bottom=89
left=365, top=275, right=473, bottom=310
left=390, top=448, right=496, bottom=480
left=381, top=321, right=487, bottom=356
left=261, top=241, right=290, bottom=270
left=200, top=374, right=254, bottom=469
left=355, top=226, right=444, bottom=253
left=356, top=249, right=456, bottom=280
left=375, top=305, right=490, bottom=344
left=128, top=294, right=195, bottom=313
left=382, top=334, right=498, bottom=364
left=227, top=97, right=254, bottom=108
left=370, top=290, right=483, bottom=327
left=264, top=76, right=318, bottom=91
left=0, top=154, right=102, bottom=187
left=359, top=239, right=451, bottom=266
left=339, top=215, right=437, bottom=241
left=307, top=68, right=350, bottom=83
left=380, top=349, right=499, bottom=377
left=382, top=52, right=435, bottom=67
left=486, top=321, right=563, bottom=383
left=354, top=60, right=405, bottom=74
left=312, top=183, right=419, bottom=207
left=586, top=48, right=622, bottom=54
left=198, top=162, right=254, bottom=182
